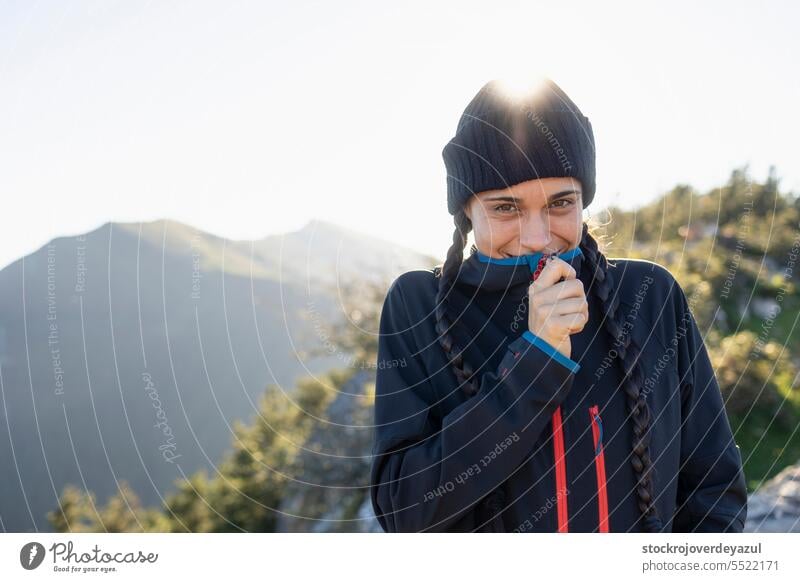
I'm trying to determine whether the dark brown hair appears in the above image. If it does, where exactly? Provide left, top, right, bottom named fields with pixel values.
left=433, top=213, right=663, bottom=533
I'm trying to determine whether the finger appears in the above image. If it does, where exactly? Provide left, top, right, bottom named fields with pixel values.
left=530, top=278, right=585, bottom=304
left=548, top=297, right=588, bottom=316
left=563, top=312, right=587, bottom=334
left=538, top=312, right=585, bottom=336
left=531, top=256, right=576, bottom=291
left=532, top=298, right=586, bottom=324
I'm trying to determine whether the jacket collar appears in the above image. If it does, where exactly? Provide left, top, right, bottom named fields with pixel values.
left=452, top=245, right=584, bottom=291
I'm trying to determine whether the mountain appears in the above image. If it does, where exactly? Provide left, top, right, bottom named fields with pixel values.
left=0, top=218, right=437, bottom=532
left=239, top=218, right=432, bottom=288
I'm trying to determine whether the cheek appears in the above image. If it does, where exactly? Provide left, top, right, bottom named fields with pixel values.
left=550, top=212, right=582, bottom=239
left=473, top=216, right=516, bottom=248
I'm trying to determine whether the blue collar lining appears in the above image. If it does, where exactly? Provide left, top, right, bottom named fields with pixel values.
left=475, top=246, right=583, bottom=271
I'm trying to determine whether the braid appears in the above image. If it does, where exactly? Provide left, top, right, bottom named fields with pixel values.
left=435, top=211, right=508, bottom=530
left=434, top=211, right=480, bottom=397
left=579, top=222, right=663, bottom=533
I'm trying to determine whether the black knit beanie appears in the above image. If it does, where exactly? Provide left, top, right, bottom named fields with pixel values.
left=442, top=78, right=596, bottom=215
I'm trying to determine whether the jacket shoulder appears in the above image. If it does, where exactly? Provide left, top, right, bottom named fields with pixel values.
left=606, top=257, right=681, bottom=305
left=606, top=256, right=676, bottom=281
left=385, top=268, right=439, bottom=310
left=605, top=257, right=687, bottom=346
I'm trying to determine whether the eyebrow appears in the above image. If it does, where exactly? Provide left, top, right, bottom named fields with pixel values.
left=484, top=189, right=579, bottom=203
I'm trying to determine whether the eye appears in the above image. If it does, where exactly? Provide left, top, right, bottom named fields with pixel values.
left=494, top=203, right=519, bottom=213
left=550, top=199, right=575, bottom=209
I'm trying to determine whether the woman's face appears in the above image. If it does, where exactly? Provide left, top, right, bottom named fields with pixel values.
left=463, top=177, right=583, bottom=259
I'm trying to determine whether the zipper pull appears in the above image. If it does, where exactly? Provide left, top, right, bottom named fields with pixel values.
left=532, top=251, right=565, bottom=283
left=531, top=252, right=551, bottom=282
left=593, top=413, right=604, bottom=457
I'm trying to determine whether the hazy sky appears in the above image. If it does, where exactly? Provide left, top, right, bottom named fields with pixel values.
left=1, top=0, right=797, bottom=268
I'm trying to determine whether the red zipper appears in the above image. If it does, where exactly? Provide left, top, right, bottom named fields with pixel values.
left=589, top=404, right=610, bottom=532
left=552, top=405, right=569, bottom=532
left=531, top=253, right=549, bottom=281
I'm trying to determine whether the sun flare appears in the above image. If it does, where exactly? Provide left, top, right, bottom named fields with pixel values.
left=492, top=73, right=548, bottom=101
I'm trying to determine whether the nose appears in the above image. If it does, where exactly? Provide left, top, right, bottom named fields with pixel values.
left=517, top=210, right=552, bottom=253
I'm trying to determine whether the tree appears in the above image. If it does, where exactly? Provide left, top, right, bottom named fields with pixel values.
left=47, top=481, right=169, bottom=533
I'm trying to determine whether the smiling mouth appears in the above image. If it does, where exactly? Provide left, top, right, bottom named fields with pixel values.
left=503, top=248, right=565, bottom=258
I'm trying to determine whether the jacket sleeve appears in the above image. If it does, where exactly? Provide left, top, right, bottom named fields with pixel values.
left=670, top=283, right=748, bottom=532
left=369, top=275, right=580, bottom=532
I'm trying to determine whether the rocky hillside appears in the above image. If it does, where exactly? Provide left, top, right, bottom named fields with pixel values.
left=746, top=461, right=800, bottom=532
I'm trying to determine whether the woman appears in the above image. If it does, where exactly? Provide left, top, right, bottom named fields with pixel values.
left=369, top=78, right=747, bottom=533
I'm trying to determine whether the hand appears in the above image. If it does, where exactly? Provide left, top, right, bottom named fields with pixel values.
left=527, top=255, right=589, bottom=360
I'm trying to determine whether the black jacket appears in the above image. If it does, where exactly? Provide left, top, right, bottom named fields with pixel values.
left=369, top=246, right=748, bottom=532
